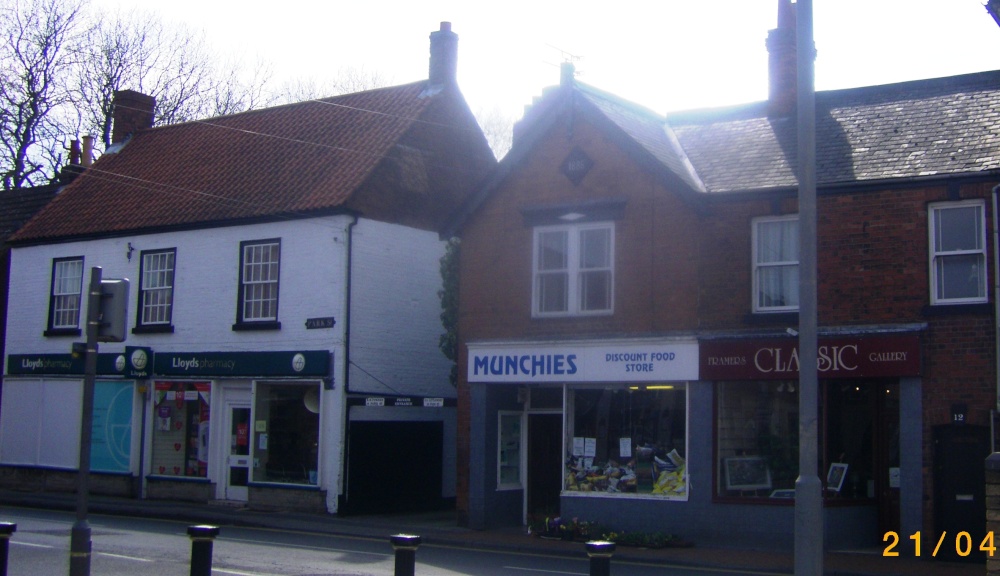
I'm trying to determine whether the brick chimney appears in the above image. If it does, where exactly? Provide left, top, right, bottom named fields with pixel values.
left=112, top=90, right=155, bottom=144
left=429, top=22, right=458, bottom=86
left=766, top=0, right=796, bottom=116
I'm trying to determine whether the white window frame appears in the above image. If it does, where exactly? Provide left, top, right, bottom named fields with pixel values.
left=752, top=215, right=799, bottom=313
left=138, top=249, right=176, bottom=326
left=238, top=239, right=280, bottom=323
left=49, top=257, right=84, bottom=330
left=532, top=222, right=614, bottom=317
left=929, top=200, right=988, bottom=305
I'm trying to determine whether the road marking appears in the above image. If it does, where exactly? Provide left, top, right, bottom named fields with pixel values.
left=11, top=542, right=54, bottom=549
left=503, top=567, right=584, bottom=575
left=96, top=552, right=152, bottom=562
left=221, top=536, right=389, bottom=557
left=213, top=569, right=279, bottom=576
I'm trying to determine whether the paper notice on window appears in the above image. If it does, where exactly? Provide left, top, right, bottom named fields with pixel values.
left=573, top=437, right=585, bottom=456
left=619, top=438, right=632, bottom=458
left=584, top=438, right=597, bottom=457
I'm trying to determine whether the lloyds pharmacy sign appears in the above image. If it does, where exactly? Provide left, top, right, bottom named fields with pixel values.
left=467, top=339, right=699, bottom=383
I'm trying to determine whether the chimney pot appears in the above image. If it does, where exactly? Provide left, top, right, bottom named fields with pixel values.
left=429, top=22, right=458, bottom=86
left=69, top=139, right=81, bottom=166
left=81, top=135, right=94, bottom=168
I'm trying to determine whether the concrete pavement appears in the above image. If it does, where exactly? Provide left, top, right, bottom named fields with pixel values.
left=0, top=489, right=983, bottom=576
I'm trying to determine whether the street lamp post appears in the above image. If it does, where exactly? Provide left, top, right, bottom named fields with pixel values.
left=69, top=267, right=102, bottom=576
left=794, top=1, right=822, bottom=575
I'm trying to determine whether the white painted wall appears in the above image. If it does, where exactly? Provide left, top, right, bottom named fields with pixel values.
left=348, top=218, right=455, bottom=398
left=4, top=214, right=457, bottom=511
left=5, top=216, right=352, bottom=356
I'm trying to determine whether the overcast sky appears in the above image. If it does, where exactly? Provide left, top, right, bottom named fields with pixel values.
left=88, top=0, right=1000, bottom=118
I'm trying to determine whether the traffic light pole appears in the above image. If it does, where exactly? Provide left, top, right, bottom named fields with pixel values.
left=70, top=267, right=101, bottom=576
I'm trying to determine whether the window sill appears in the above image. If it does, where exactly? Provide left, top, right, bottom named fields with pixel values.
left=532, top=311, right=614, bottom=319
left=922, top=303, right=992, bottom=316
left=133, top=324, right=174, bottom=334
left=44, top=328, right=81, bottom=337
left=232, top=321, right=281, bottom=331
left=743, top=312, right=799, bottom=325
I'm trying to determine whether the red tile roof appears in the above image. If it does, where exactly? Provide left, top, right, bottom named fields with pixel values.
left=11, top=81, right=483, bottom=243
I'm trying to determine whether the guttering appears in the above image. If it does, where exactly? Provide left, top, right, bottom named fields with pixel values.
left=993, top=185, right=1000, bottom=411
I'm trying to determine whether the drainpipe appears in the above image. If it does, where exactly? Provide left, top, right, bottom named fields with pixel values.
left=344, top=214, right=358, bottom=392
left=992, top=185, right=1000, bottom=413
left=338, top=214, right=358, bottom=512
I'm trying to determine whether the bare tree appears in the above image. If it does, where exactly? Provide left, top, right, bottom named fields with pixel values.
left=276, top=66, right=392, bottom=104
left=211, top=54, right=275, bottom=117
left=475, top=105, right=513, bottom=160
left=0, top=0, right=83, bottom=189
left=71, top=8, right=276, bottom=149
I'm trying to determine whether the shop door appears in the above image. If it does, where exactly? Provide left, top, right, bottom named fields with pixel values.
left=933, top=424, right=989, bottom=563
left=527, top=414, right=562, bottom=517
left=226, top=404, right=251, bottom=501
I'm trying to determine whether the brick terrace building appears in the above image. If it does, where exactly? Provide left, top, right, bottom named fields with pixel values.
left=446, top=5, right=1000, bottom=554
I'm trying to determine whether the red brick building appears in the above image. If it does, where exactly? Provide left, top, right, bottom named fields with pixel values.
left=446, top=5, right=1000, bottom=553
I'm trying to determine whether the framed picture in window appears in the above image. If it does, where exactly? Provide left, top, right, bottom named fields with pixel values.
left=724, top=456, right=772, bottom=491
left=826, top=463, right=848, bottom=492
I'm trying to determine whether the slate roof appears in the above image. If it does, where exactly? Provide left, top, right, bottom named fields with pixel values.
left=10, top=81, right=489, bottom=244
left=669, top=70, right=1000, bottom=193
left=0, top=184, right=58, bottom=243
left=576, top=83, right=706, bottom=193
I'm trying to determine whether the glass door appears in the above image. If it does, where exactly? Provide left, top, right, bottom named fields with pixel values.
left=226, top=404, right=251, bottom=501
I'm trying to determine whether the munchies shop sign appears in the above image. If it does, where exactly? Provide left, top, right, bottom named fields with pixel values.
left=699, top=334, right=921, bottom=380
left=467, top=340, right=699, bottom=383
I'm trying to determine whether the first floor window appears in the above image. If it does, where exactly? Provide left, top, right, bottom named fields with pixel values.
left=753, top=215, right=798, bottom=313
left=49, top=257, right=84, bottom=331
left=565, top=384, right=687, bottom=498
left=533, top=223, right=613, bottom=316
left=151, top=382, right=210, bottom=478
left=929, top=200, right=987, bottom=304
left=139, top=249, right=176, bottom=327
left=238, top=239, right=280, bottom=324
left=252, top=382, right=320, bottom=485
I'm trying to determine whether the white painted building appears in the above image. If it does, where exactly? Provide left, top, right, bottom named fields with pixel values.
left=0, top=23, right=495, bottom=514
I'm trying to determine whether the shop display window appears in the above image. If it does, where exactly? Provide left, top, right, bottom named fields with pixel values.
left=151, top=382, right=210, bottom=477
left=565, top=385, right=687, bottom=499
left=716, top=381, right=798, bottom=498
left=498, top=412, right=522, bottom=488
left=252, top=382, right=320, bottom=485
left=716, top=380, right=894, bottom=501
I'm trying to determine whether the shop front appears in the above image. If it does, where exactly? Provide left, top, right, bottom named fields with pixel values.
left=465, top=331, right=922, bottom=548
left=700, top=331, right=923, bottom=545
left=0, top=347, right=152, bottom=496
left=150, top=350, right=332, bottom=511
left=1, top=348, right=333, bottom=511
left=465, top=337, right=699, bottom=530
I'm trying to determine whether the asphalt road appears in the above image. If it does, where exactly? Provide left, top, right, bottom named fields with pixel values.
left=1, top=506, right=780, bottom=575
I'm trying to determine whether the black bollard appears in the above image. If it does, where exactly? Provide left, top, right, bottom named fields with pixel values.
left=585, top=541, right=615, bottom=576
left=187, top=525, right=220, bottom=576
left=0, top=523, right=16, bottom=576
left=389, top=534, right=421, bottom=576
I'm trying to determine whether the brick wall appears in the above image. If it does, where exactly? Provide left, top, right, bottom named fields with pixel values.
left=455, top=99, right=999, bottom=533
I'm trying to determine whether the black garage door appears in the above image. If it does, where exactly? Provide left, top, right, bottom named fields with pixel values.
left=343, top=420, right=444, bottom=515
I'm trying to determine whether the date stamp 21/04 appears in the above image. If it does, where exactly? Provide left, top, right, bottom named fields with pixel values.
left=883, top=531, right=994, bottom=557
